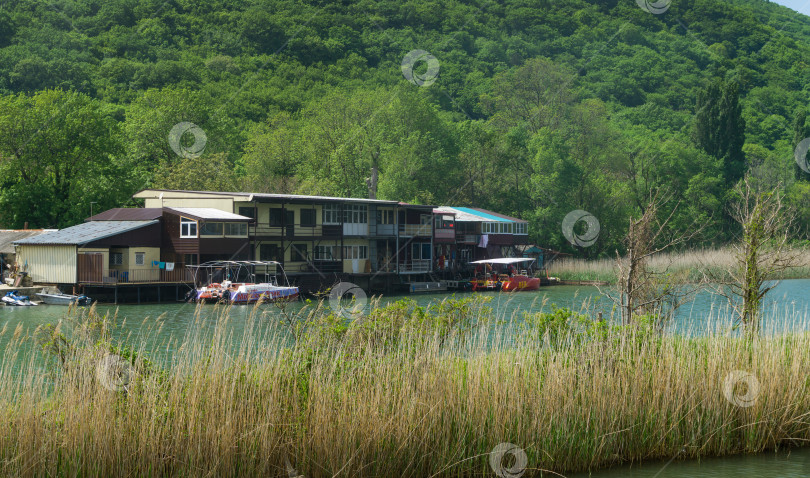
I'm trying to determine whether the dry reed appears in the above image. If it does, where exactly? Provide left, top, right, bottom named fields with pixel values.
left=1, top=299, right=809, bottom=477
left=547, top=247, right=810, bottom=283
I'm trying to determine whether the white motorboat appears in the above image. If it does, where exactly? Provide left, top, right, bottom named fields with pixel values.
left=36, top=292, right=92, bottom=306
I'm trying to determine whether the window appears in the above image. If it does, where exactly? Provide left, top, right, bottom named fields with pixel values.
left=291, top=243, right=308, bottom=262
left=135, top=252, right=145, bottom=266
left=225, top=222, right=248, bottom=236
left=200, top=222, right=224, bottom=236
left=269, top=208, right=283, bottom=226
left=180, top=217, right=197, bottom=238
left=342, top=245, right=368, bottom=259
left=515, top=223, right=527, bottom=235
left=314, top=245, right=336, bottom=260
left=184, top=254, right=198, bottom=266
left=259, top=244, right=281, bottom=262
left=300, top=209, right=316, bottom=227
left=420, top=214, right=432, bottom=224
left=436, top=215, right=454, bottom=229
left=110, top=252, right=123, bottom=266
left=344, top=205, right=367, bottom=224
left=323, top=204, right=341, bottom=224
left=376, top=209, right=394, bottom=224
left=238, top=206, right=255, bottom=219
left=411, top=243, right=432, bottom=260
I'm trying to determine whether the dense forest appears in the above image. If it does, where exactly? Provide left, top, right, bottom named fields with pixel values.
left=1, top=0, right=810, bottom=256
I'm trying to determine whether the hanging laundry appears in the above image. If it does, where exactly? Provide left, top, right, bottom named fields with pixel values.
left=478, top=234, right=489, bottom=248
left=158, top=262, right=166, bottom=269
left=165, top=262, right=175, bottom=271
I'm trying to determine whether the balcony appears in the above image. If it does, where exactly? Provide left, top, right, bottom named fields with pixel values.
left=80, top=267, right=194, bottom=284
left=398, top=260, right=431, bottom=273
left=456, top=233, right=480, bottom=244
left=399, top=224, right=432, bottom=237
left=434, top=228, right=455, bottom=241
left=254, top=224, right=342, bottom=238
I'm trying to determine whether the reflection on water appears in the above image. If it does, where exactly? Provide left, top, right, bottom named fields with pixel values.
left=570, top=447, right=810, bottom=477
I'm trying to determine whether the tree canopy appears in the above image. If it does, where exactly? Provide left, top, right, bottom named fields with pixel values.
left=0, top=0, right=809, bottom=254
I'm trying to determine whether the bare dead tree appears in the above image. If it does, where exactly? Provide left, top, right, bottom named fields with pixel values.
left=714, top=178, right=801, bottom=335
left=604, top=189, right=706, bottom=326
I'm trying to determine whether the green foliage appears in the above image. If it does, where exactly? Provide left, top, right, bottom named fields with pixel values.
left=0, top=0, right=807, bottom=252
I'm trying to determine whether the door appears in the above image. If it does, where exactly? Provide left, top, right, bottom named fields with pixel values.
left=78, top=253, right=104, bottom=283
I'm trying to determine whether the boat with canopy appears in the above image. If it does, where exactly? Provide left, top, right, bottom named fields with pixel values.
left=470, top=258, right=540, bottom=292
left=186, top=260, right=299, bottom=304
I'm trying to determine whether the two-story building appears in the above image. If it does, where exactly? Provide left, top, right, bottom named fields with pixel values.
left=132, top=189, right=437, bottom=293
left=433, top=206, right=530, bottom=275
left=12, top=189, right=534, bottom=301
left=13, top=207, right=252, bottom=302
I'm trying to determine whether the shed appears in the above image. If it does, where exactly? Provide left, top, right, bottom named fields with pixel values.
left=0, top=229, right=56, bottom=279
left=14, top=221, right=160, bottom=284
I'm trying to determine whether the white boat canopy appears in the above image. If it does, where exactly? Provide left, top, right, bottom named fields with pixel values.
left=189, top=260, right=281, bottom=268
left=470, top=258, right=535, bottom=265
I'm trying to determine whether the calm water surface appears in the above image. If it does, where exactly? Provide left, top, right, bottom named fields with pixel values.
left=4, top=279, right=810, bottom=476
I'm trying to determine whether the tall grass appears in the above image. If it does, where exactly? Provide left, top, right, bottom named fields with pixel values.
left=548, top=247, right=810, bottom=283
left=2, top=299, right=810, bottom=477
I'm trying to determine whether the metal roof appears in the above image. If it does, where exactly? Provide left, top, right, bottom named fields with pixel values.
left=166, top=207, right=251, bottom=221
left=86, top=208, right=164, bottom=221
left=13, top=221, right=158, bottom=246
left=434, top=207, right=527, bottom=223
left=135, top=188, right=430, bottom=206
left=0, top=230, right=56, bottom=254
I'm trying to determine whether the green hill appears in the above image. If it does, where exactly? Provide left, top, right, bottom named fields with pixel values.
left=1, top=0, right=809, bottom=254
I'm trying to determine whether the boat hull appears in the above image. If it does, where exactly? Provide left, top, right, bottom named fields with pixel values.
left=195, top=283, right=299, bottom=304
left=472, top=275, right=540, bottom=292
left=36, top=293, right=91, bottom=306
left=2, top=292, right=36, bottom=306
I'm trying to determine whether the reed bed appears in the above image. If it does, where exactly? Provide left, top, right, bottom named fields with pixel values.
left=548, top=247, right=810, bottom=283
left=1, top=299, right=810, bottom=477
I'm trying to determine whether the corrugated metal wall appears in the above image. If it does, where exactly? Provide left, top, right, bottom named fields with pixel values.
left=16, top=245, right=77, bottom=283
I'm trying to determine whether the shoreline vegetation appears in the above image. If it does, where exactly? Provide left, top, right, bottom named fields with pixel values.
left=2, top=299, right=810, bottom=477
left=547, top=247, right=810, bottom=284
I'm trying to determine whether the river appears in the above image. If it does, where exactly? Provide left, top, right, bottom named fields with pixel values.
left=3, top=279, right=810, bottom=476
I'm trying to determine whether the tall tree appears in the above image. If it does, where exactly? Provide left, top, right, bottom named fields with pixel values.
left=0, top=90, right=126, bottom=228
left=694, top=79, right=746, bottom=185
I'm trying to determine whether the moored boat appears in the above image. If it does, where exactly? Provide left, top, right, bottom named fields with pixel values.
left=36, top=292, right=92, bottom=306
left=2, top=291, right=37, bottom=306
left=188, top=261, right=299, bottom=304
left=470, top=258, right=540, bottom=292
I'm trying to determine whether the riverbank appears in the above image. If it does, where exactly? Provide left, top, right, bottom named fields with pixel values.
left=2, top=299, right=809, bottom=477
left=548, top=247, right=810, bottom=284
